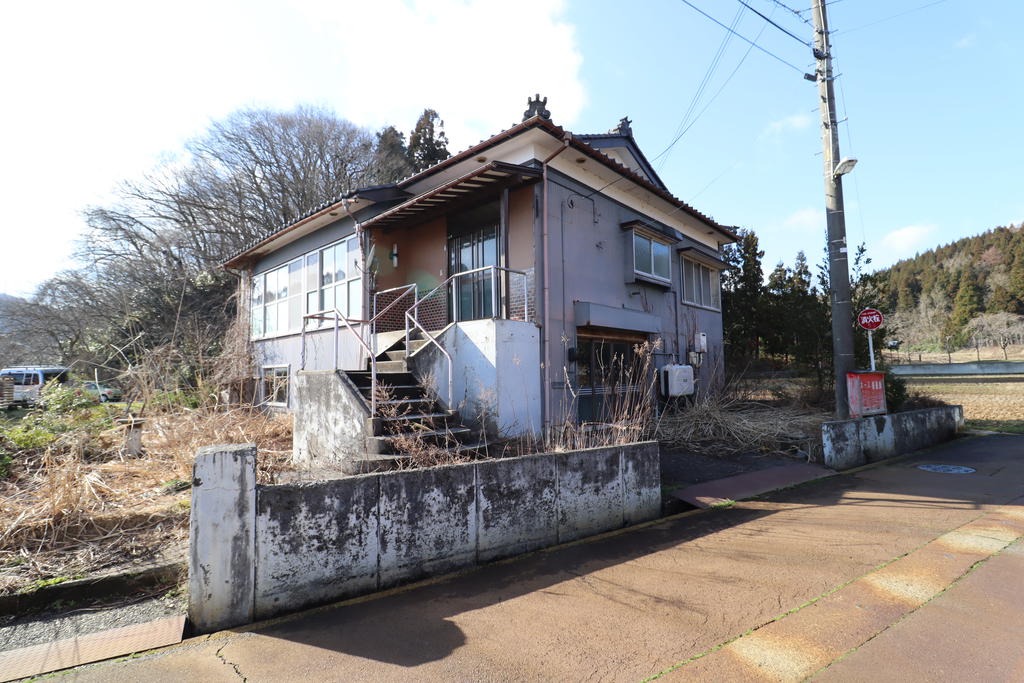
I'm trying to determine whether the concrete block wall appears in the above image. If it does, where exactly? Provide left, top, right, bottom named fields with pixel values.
left=822, top=406, right=965, bottom=470
left=188, top=441, right=661, bottom=630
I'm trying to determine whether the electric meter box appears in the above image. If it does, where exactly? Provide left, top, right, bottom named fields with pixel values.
left=693, top=332, right=708, bottom=353
left=661, top=364, right=695, bottom=397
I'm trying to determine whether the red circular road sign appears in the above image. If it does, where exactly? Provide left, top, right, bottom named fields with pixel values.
left=857, top=308, right=884, bottom=330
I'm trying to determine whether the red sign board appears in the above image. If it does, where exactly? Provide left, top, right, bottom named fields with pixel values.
left=857, top=308, right=884, bottom=330
left=847, top=371, right=887, bottom=418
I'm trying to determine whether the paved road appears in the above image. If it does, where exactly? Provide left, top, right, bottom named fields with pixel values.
left=61, top=434, right=1024, bottom=682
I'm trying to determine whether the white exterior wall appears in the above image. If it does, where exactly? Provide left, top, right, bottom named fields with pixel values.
left=409, top=319, right=542, bottom=439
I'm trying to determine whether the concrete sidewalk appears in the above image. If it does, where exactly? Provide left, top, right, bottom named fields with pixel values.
left=59, top=435, right=1024, bottom=682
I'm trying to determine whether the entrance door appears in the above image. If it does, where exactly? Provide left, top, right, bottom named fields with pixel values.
left=575, top=331, right=648, bottom=422
left=448, top=202, right=500, bottom=321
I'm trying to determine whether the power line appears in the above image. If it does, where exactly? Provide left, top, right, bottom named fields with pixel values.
left=653, top=10, right=774, bottom=165
left=736, top=0, right=811, bottom=46
left=678, top=0, right=806, bottom=73
left=658, top=6, right=745, bottom=170
left=765, top=0, right=811, bottom=24
left=834, top=0, right=947, bottom=35
left=797, top=0, right=843, bottom=13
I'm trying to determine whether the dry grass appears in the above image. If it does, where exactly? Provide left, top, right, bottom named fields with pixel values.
left=904, top=376, right=1024, bottom=433
left=0, top=408, right=293, bottom=594
left=657, top=390, right=830, bottom=460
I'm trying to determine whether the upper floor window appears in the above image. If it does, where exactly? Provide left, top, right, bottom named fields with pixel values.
left=633, top=233, right=671, bottom=282
left=682, top=258, right=721, bottom=310
left=251, top=233, right=362, bottom=339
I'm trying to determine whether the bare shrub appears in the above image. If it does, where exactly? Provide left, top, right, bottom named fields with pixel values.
left=546, top=340, right=660, bottom=452
left=657, top=371, right=829, bottom=459
left=373, top=384, right=475, bottom=470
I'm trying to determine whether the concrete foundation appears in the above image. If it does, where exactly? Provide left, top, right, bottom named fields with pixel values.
left=189, top=441, right=661, bottom=629
left=822, top=406, right=964, bottom=470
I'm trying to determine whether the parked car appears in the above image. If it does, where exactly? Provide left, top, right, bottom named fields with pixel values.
left=0, top=366, right=70, bottom=407
left=82, top=381, right=124, bottom=403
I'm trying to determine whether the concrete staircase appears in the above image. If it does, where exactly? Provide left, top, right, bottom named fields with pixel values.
left=344, top=336, right=487, bottom=469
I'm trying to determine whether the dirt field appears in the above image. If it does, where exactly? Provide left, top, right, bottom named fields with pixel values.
left=904, top=375, right=1024, bottom=434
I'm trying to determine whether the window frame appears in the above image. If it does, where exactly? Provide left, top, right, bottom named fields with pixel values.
left=681, top=257, right=722, bottom=311
left=632, top=232, right=672, bottom=284
left=261, top=365, right=290, bottom=407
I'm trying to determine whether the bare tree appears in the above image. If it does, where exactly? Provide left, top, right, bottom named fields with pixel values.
left=967, top=312, right=1024, bottom=360
left=7, top=106, right=391, bottom=384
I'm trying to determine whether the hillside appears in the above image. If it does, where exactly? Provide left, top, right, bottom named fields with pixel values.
left=873, top=223, right=1024, bottom=349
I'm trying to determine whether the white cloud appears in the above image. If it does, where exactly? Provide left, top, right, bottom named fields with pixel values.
left=782, top=207, right=824, bottom=234
left=762, top=113, right=812, bottom=138
left=0, top=0, right=586, bottom=295
left=880, top=225, right=936, bottom=258
left=954, top=33, right=976, bottom=49
left=288, top=0, right=586, bottom=149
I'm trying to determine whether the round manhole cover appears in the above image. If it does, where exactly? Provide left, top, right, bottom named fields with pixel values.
left=917, top=464, right=976, bottom=474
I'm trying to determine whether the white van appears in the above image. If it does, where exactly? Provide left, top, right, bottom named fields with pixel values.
left=0, top=366, right=70, bottom=407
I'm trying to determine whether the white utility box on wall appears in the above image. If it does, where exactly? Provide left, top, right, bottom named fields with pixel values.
left=661, top=364, right=695, bottom=397
left=693, top=332, right=708, bottom=353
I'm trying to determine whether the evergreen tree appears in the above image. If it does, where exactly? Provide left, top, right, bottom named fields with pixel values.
left=407, top=109, right=450, bottom=172
left=721, top=229, right=765, bottom=361
left=944, top=268, right=984, bottom=344
left=371, top=125, right=413, bottom=183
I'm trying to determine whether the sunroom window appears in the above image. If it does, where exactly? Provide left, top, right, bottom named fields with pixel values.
left=633, top=233, right=671, bottom=282
left=250, top=233, right=363, bottom=338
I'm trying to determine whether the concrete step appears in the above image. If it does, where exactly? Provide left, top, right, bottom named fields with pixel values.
left=360, top=385, right=427, bottom=400
left=369, top=411, right=455, bottom=436
left=407, top=339, right=430, bottom=354
left=366, top=426, right=474, bottom=454
left=347, top=371, right=417, bottom=387
left=384, top=350, right=407, bottom=362
left=373, top=360, right=408, bottom=373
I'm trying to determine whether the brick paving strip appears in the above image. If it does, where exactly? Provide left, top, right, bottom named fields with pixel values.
left=0, top=615, right=185, bottom=682
left=656, top=498, right=1024, bottom=681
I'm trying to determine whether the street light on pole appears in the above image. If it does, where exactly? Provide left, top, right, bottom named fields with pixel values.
left=811, top=0, right=856, bottom=419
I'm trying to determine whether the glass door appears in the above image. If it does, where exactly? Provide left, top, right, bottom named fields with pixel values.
left=448, top=202, right=500, bottom=321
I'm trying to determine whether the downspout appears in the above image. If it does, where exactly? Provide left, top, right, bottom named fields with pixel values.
left=541, top=134, right=571, bottom=433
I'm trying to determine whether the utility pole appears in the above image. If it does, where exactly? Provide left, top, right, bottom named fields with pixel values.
left=811, top=0, right=855, bottom=419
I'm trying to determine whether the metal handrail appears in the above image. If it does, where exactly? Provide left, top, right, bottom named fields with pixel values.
left=403, top=265, right=528, bottom=349
left=401, top=265, right=528, bottom=411
left=300, top=283, right=417, bottom=416
left=404, top=309, right=454, bottom=410
left=371, top=283, right=418, bottom=355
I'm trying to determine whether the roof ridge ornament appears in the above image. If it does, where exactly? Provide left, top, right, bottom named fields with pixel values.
left=609, top=116, right=632, bottom=136
left=523, top=94, right=550, bottom=121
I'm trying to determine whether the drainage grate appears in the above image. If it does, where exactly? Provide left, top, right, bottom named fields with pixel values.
left=917, top=464, right=976, bottom=474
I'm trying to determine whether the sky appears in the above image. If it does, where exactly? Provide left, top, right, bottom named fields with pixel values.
left=2, top=0, right=1022, bottom=298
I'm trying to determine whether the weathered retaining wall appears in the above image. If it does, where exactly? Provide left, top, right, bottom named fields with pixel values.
left=889, top=361, right=1024, bottom=376
left=822, top=406, right=964, bottom=470
left=292, top=370, right=369, bottom=469
left=188, top=441, right=660, bottom=631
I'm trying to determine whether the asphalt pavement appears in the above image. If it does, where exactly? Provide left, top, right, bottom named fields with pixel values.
left=53, top=434, right=1024, bottom=682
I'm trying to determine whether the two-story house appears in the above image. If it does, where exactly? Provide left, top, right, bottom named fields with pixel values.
left=224, top=97, right=736, bottom=468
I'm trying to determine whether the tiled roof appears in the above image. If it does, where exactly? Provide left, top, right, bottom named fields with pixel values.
left=223, top=116, right=736, bottom=267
